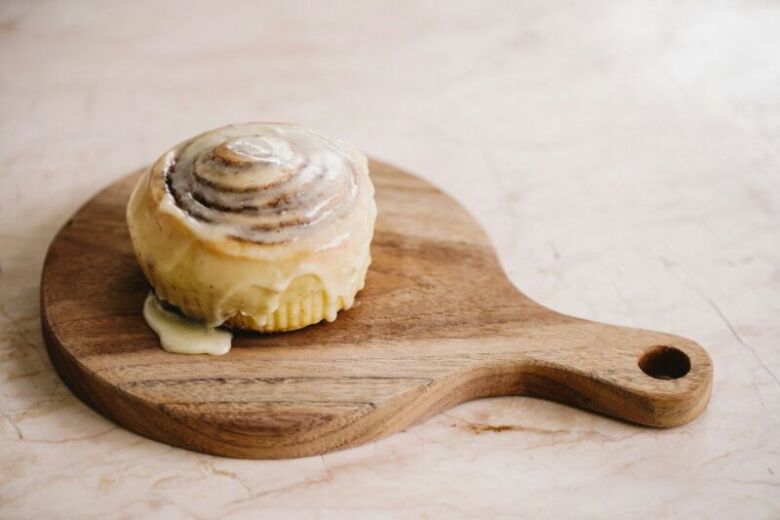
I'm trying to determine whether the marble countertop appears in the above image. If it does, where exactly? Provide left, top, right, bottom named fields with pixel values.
left=2, top=0, right=779, bottom=517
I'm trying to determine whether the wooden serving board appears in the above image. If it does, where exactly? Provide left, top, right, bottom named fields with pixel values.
left=41, top=161, right=713, bottom=459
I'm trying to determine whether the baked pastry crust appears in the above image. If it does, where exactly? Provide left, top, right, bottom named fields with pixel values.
left=126, top=123, right=376, bottom=332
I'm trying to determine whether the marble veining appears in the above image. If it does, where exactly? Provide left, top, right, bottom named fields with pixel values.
left=1, top=0, right=779, bottom=517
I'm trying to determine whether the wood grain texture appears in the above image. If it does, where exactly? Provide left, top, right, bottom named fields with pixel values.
left=41, top=160, right=713, bottom=459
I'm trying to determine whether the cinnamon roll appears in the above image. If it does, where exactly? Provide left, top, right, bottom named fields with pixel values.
left=126, top=123, right=376, bottom=332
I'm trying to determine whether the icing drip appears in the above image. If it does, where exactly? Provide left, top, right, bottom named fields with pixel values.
left=143, top=293, right=232, bottom=355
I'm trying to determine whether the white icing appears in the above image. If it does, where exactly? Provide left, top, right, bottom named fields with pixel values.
left=143, top=293, right=232, bottom=355
left=163, top=123, right=361, bottom=246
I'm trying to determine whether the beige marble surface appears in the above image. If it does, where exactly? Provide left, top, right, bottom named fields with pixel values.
left=2, top=0, right=779, bottom=517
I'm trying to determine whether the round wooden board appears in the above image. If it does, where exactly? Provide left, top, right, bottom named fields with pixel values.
left=41, top=160, right=713, bottom=459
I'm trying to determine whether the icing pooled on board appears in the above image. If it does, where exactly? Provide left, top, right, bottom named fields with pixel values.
left=143, top=293, right=232, bottom=355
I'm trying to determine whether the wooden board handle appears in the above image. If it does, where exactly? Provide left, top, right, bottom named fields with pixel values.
left=475, top=320, right=713, bottom=427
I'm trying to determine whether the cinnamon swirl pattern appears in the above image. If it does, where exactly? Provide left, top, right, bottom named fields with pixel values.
left=127, top=123, right=376, bottom=333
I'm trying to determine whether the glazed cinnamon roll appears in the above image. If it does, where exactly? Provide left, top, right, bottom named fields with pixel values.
left=126, top=123, right=376, bottom=332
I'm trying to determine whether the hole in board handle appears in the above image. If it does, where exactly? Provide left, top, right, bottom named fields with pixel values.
left=638, top=346, right=691, bottom=380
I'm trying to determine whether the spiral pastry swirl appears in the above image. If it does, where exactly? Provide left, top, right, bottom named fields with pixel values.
left=164, top=125, right=360, bottom=245
left=127, top=123, right=376, bottom=332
